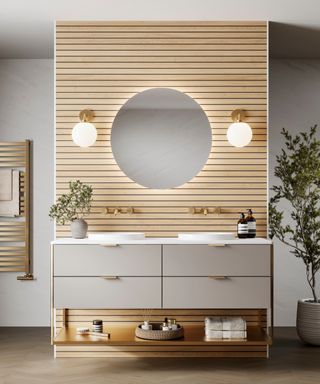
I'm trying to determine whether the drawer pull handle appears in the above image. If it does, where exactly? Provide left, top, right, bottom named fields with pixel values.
left=208, top=243, right=227, bottom=247
left=100, top=276, right=119, bottom=280
left=208, top=276, right=229, bottom=280
left=100, top=244, right=119, bottom=247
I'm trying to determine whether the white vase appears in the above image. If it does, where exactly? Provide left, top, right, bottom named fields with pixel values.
left=296, top=299, right=320, bottom=345
left=70, top=219, right=88, bottom=239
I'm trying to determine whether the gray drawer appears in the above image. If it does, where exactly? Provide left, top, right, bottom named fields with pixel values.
left=54, top=276, right=161, bottom=309
left=53, top=244, right=161, bottom=276
left=163, top=245, right=271, bottom=276
left=163, top=276, right=270, bottom=309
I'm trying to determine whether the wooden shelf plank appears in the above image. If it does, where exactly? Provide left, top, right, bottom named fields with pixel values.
left=54, top=324, right=268, bottom=346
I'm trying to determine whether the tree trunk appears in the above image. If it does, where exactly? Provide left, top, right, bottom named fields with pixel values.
left=310, top=266, right=318, bottom=303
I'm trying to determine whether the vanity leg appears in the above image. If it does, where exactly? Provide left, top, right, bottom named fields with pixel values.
left=270, top=244, right=274, bottom=341
left=62, top=308, right=68, bottom=328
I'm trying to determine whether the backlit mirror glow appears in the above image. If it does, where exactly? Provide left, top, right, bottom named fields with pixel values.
left=111, top=88, right=212, bottom=189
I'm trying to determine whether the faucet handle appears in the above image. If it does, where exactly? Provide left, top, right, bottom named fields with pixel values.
left=104, top=206, right=135, bottom=215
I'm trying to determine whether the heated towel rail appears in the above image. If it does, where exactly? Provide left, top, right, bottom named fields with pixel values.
left=0, top=140, right=32, bottom=280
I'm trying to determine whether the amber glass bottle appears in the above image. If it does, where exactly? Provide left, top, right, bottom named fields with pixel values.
left=237, top=213, right=248, bottom=239
left=246, top=209, right=256, bottom=238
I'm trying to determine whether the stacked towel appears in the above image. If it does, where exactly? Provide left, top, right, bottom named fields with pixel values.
left=205, top=316, right=247, bottom=339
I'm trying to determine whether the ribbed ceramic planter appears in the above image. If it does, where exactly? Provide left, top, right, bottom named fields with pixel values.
left=70, top=219, right=88, bottom=239
left=296, top=299, right=320, bottom=345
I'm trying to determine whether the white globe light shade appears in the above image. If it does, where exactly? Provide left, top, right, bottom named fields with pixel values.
left=227, top=122, right=252, bottom=148
left=72, top=122, right=97, bottom=147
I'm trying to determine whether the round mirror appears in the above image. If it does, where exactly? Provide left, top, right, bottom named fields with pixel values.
left=111, top=88, right=212, bottom=189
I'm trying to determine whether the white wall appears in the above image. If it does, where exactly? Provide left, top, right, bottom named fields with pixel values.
left=270, top=59, right=320, bottom=325
left=0, top=60, right=53, bottom=326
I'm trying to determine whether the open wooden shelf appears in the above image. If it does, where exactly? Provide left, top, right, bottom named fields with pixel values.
left=54, top=324, right=270, bottom=358
left=54, top=324, right=268, bottom=346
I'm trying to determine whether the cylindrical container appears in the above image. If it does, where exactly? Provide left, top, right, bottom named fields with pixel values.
left=161, top=322, right=169, bottom=331
left=237, top=213, right=248, bottom=239
left=92, top=319, right=103, bottom=333
left=141, top=321, right=152, bottom=330
left=168, top=318, right=178, bottom=330
left=246, top=209, right=256, bottom=238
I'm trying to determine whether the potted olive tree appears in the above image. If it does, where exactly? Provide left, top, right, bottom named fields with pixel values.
left=49, top=180, right=93, bottom=239
left=269, top=125, right=320, bottom=345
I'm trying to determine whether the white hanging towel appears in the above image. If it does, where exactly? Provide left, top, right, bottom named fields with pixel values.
left=0, top=170, right=20, bottom=217
left=0, top=169, right=12, bottom=201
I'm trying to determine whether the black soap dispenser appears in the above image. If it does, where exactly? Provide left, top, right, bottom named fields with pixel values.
left=246, top=209, right=256, bottom=238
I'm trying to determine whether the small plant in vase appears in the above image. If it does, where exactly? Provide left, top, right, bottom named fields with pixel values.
left=49, top=180, right=93, bottom=239
left=269, top=125, right=320, bottom=345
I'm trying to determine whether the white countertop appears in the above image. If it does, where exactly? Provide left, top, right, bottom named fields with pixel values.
left=51, top=237, right=272, bottom=245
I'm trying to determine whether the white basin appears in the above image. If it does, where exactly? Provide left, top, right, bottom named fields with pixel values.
left=88, top=232, right=145, bottom=241
left=178, top=232, right=235, bottom=242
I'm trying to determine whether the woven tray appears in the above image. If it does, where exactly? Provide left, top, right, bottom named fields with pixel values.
left=135, top=323, right=184, bottom=340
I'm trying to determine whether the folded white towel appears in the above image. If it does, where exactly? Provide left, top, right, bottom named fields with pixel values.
left=205, top=330, right=223, bottom=339
left=205, top=330, right=247, bottom=339
left=0, top=170, right=20, bottom=217
left=222, top=330, right=247, bottom=339
left=205, top=316, right=222, bottom=330
left=205, top=316, right=246, bottom=331
left=222, top=317, right=246, bottom=331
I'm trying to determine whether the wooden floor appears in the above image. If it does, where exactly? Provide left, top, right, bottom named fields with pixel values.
left=0, top=327, right=319, bottom=384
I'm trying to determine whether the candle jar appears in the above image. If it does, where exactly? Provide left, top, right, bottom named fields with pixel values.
left=92, top=319, right=103, bottom=333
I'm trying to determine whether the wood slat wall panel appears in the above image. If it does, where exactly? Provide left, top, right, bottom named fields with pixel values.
left=55, top=21, right=268, bottom=237
left=55, top=308, right=267, bottom=332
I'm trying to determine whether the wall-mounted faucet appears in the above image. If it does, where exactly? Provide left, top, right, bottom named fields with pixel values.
left=105, top=207, right=134, bottom=216
left=189, top=207, right=221, bottom=215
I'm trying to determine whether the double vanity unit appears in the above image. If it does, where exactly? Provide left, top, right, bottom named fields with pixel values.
left=51, top=235, right=273, bottom=358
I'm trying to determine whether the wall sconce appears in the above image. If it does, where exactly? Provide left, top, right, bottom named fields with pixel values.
left=72, top=109, right=97, bottom=147
left=227, top=109, right=252, bottom=148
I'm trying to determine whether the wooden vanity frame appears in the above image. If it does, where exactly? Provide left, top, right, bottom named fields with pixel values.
left=51, top=242, right=273, bottom=358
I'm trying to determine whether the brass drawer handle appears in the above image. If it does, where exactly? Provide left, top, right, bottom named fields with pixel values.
left=100, top=244, right=119, bottom=247
left=208, top=276, right=229, bottom=280
left=100, top=276, right=119, bottom=280
left=208, top=243, right=227, bottom=247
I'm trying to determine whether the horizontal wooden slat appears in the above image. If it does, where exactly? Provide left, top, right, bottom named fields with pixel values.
left=57, top=59, right=267, bottom=67
left=56, top=32, right=266, bottom=39
left=56, top=22, right=266, bottom=28
left=57, top=37, right=267, bottom=44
